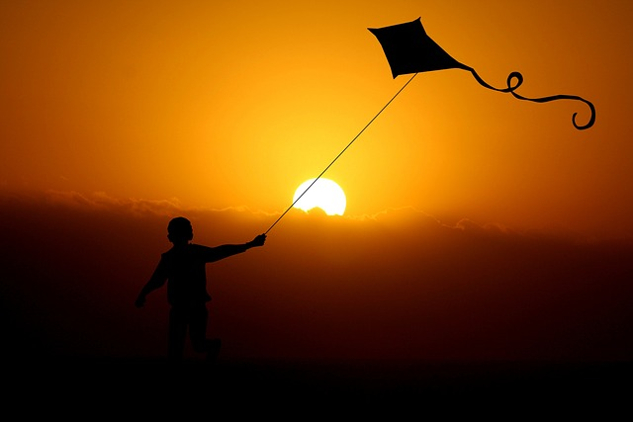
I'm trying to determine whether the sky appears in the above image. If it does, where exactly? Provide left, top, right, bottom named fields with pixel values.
left=1, top=1, right=632, bottom=361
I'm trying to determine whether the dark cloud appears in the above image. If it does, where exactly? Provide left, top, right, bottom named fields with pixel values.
left=1, top=191, right=632, bottom=362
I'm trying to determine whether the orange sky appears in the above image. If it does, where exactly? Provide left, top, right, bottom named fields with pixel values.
left=1, top=0, right=632, bottom=238
left=2, top=1, right=633, bottom=363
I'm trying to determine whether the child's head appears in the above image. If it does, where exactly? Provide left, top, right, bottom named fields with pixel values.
left=167, top=217, right=193, bottom=244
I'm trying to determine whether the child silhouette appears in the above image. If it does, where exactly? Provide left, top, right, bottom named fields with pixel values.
left=135, top=217, right=266, bottom=362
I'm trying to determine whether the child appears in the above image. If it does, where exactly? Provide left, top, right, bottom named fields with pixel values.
left=135, top=216, right=266, bottom=361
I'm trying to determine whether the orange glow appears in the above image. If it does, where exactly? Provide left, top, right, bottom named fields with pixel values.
left=0, top=0, right=631, bottom=238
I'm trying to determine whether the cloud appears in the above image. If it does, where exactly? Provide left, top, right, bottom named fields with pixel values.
left=45, top=190, right=186, bottom=215
left=43, top=189, right=240, bottom=217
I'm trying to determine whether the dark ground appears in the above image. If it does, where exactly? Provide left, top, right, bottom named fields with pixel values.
left=7, top=358, right=631, bottom=416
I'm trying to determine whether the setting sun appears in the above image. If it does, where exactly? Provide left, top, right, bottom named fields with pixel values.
left=293, top=178, right=346, bottom=216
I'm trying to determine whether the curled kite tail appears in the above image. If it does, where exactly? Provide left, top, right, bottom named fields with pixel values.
left=465, top=66, right=596, bottom=130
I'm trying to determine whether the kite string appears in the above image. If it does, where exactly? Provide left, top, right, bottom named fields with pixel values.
left=265, top=72, right=419, bottom=235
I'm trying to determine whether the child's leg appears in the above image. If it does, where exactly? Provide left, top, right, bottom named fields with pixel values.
left=189, top=305, right=221, bottom=362
left=189, top=304, right=209, bottom=353
left=168, top=306, right=188, bottom=361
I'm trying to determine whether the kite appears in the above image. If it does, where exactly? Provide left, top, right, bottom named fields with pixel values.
left=264, top=17, right=595, bottom=234
left=368, top=17, right=595, bottom=130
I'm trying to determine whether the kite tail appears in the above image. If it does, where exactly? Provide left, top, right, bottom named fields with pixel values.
left=465, top=67, right=595, bottom=130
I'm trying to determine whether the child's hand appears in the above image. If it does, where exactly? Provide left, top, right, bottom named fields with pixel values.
left=250, top=234, right=266, bottom=247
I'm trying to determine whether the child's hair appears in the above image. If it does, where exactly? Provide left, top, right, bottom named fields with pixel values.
left=167, top=217, right=193, bottom=242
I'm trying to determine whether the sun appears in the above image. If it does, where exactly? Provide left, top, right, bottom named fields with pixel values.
left=293, top=178, right=346, bottom=216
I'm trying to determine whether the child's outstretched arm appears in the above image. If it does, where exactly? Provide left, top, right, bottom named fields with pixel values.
left=204, top=234, right=267, bottom=263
